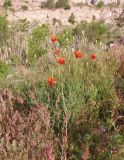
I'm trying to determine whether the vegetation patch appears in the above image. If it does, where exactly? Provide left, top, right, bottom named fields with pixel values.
left=0, top=15, right=124, bottom=159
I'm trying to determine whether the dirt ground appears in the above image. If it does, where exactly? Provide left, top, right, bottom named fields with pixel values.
left=6, top=7, right=122, bottom=25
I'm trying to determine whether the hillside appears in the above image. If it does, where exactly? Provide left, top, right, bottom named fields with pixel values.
left=0, top=0, right=123, bottom=25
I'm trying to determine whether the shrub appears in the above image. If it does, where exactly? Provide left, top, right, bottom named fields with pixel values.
left=28, top=24, right=49, bottom=64
left=3, top=0, right=12, bottom=8
left=96, top=0, right=105, bottom=8
left=21, top=5, right=28, bottom=11
left=68, top=13, right=76, bottom=24
left=55, top=0, right=70, bottom=10
left=73, top=20, right=109, bottom=43
left=44, top=0, right=55, bottom=9
left=87, top=20, right=108, bottom=42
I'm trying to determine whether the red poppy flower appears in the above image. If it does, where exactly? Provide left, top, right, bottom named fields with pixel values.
left=54, top=49, right=60, bottom=55
left=48, top=77, right=57, bottom=87
left=51, top=36, right=57, bottom=43
left=57, top=57, right=65, bottom=65
left=74, top=51, right=82, bottom=58
left=90, top=53, right=96, bottom=60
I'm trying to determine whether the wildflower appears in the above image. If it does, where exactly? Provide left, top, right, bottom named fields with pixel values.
left=54, top=49, right=60, bottom=55
left=48, top=77, right=57, bottom=87
left=74, top=50, right=82, bottom=58
left=57, top=57, right=65, bottom=65
left=51, top=36, right=57, bottom=43
left=90, top=53, right=96, bottom=60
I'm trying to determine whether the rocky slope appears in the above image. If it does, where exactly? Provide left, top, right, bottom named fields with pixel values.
left=0, top=0, right=123, bottom=25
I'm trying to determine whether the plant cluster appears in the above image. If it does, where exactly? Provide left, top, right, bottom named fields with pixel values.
left=73, top=20, right=109, bottom=43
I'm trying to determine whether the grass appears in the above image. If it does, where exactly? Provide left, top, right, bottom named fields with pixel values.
left=0, top=16, right=124, bottom=159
